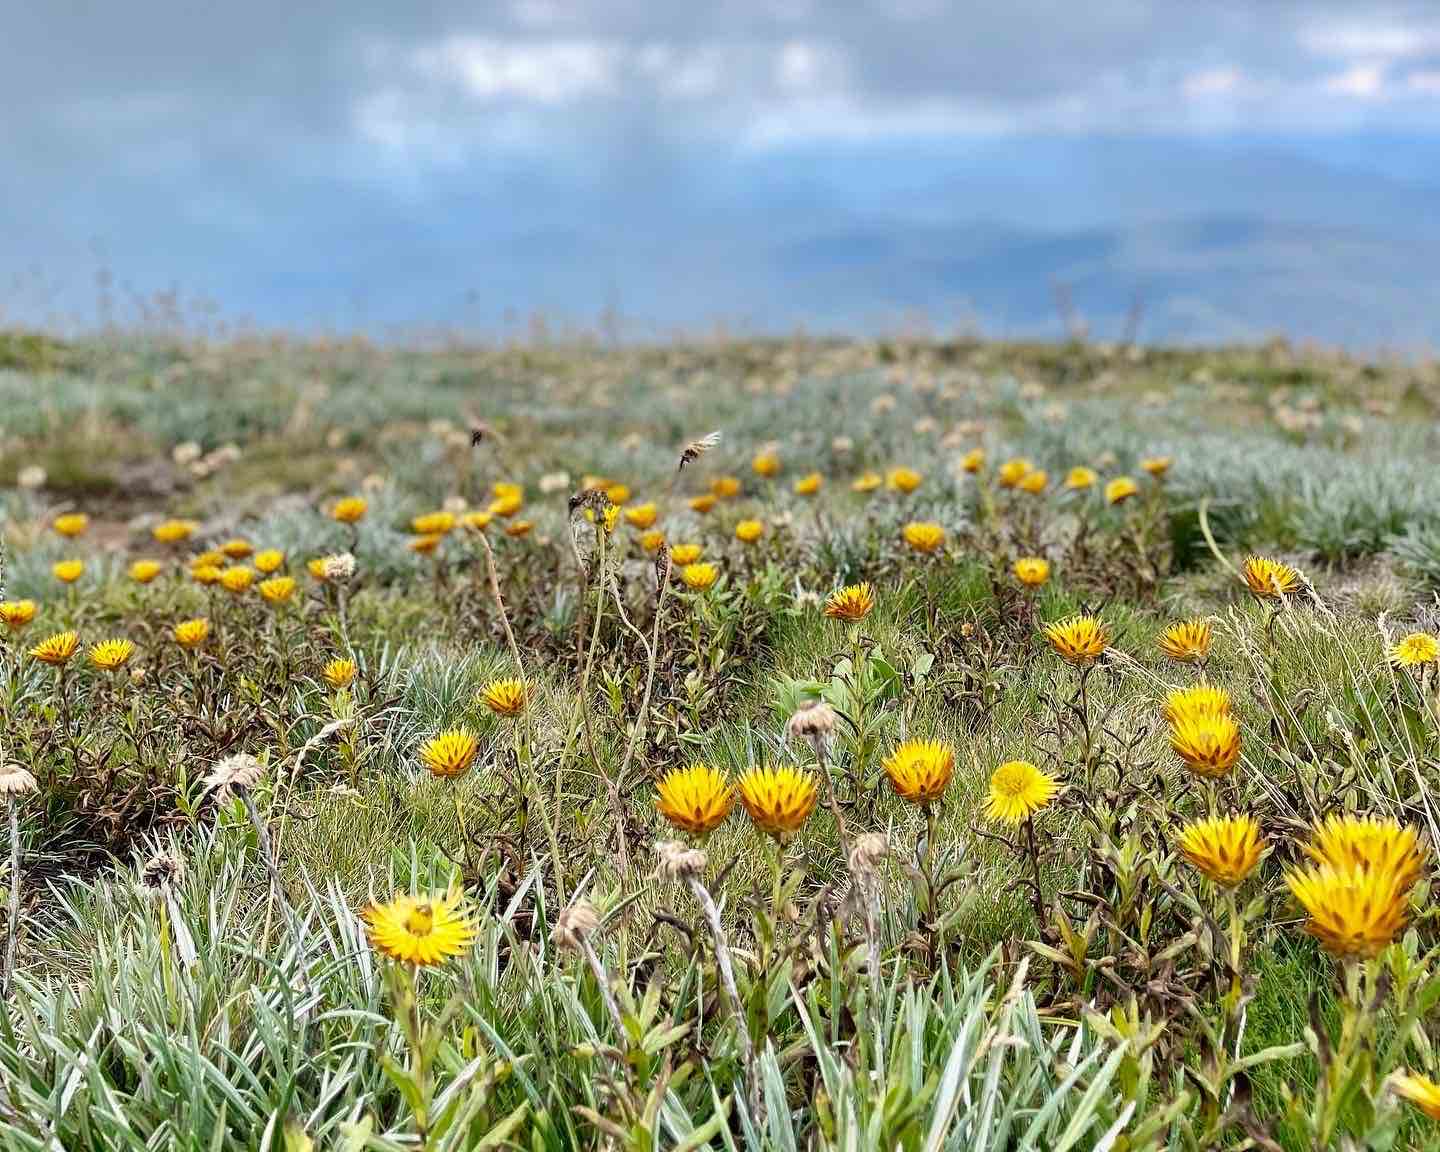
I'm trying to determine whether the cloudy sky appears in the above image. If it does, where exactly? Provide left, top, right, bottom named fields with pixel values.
left=5, top=2, right=1440, bottom=341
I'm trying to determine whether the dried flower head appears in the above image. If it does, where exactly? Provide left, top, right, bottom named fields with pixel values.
left=1242, top=554, right=1302, bottom=599
left=1177, top=815, right=1265, bottom=887
left=129, top=559, right=163, bottom=584
left=203, top=753, right=264, bottom=800
left=30, top=630, right=79, bottom=665
left=883, top=739, right=956, bottom=805
left=419, top=727, right=480, bottom=779
left=0, top=600, right=37, bottom=631
left=1159, top=618, right=1213, bottom=663
left=331, top=496, right=368, bottom=524
left=654, top=839, right=708, bottom=879
left=786, top=699, right=838, bottom=748
left=655, top=763, right=735, bottom=836
left=364, top=889, right=476, bottom=966
left=52, top=560, right=84, bottom=584
left=1043, top=614, right=1110, bottom=666
left=737, top=764, right=817, bottom=840
left=735, top=519, right=766, bottom=543
left=1013, top=557, right=1050, bottom=587
left=322, top=553, right=356, bottom=582
left=323, top=658, right=358, bottom=689
left=901, top=521, right=945, bottom=554
left=0, top=763, right=39, bottom=797
left=848, top=832, right=889, bottom=879
left=88, top=638, right=135, bottom=671
left=681, top=562, right=718, bottom=591
left=53, top=513, right=89, bottom=538
left=173, top=617, right=210, bottom=648
left=985, top=760, right=1058, bottom=824
left=479, top=677, right=527, bottom=717
left=139, top=850, right=186, bottom=892
left=824, top=582, right=875, bottom=621
left=1169, top=712, right=1242, bottom=778
left=551, top=899, right=601, bottom=951
left=1390, top=631, right=1440, bottom=668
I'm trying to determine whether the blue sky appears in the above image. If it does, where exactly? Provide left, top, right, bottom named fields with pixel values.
left=4, top=2, right=1440, bottom=343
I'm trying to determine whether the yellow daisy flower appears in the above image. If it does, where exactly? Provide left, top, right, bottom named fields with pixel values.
left=681, top=562, right=718, bottom=591
left=409, top=534, right=442, bottom=555
left=331, top=496, right=368, bottom=524
left=254, top=549, right=285, bottom=574
left=604, top=483, right=631, bottom=506
left=129, top=559, right=163, bottom=584
left=30, top=630, right=80, bottom=665
left=901, top=521, right=945, bottom=554
left=794, top=472, right=822, bottom=496
left=152, top=519, right=198, bottom=544
left=710, top=475, right=742, bottom=499
left=1042, top=615, right=1109, bottom=666
left=985, top=760, right=1059, bottom=824
left=0, top=600, right=37, bottom=631
left=52, top=560, right=84, bottom=584
left=1169, top=712, right=1242, bottom=778
left=737, top=764, right=817, bottom=840
left=220, top=538, right=254, bottom=559
left=411, top=511, right=456, bottom=536
left=1064, top=466, right=1097, bottom=491
left=1177, top=815, right=1265, bottom=887
left=478, top=677, right=527, bottom=717
left=53, top=513, right=89, bottom=538
left=1301, top=814, right=1425, bottom=892
left=624, top=503, right=658, bottom=529
left=173, top=618, right=211, bottom=648
left=670, top=544, right=703, bottom=565
left=751, top=451, right=781, bottom=478
left=220, top=566, right=255, bottom=594
left=640, top=529, right=666, bottom=553
left=1390, top=631, right=1439, bottom=668
left=824, top=583, right=875, bottom=621
left=1104, top=476, right=1139, bottom=505
left=1162, top=682, right=1231, bottom=724
left=462, top=510, right=492, bottom=532
left=851, top=471, right=883, bottom=493
left=655, top=764, right=735, bottom=836
left=1140, top=456, right=1172, bottom=477
left=735, top=519, right=765, bottom=543
left=1013, top=557, right=1050, bottom=587
left=886, top=467, right=922, bottom=493
left=419, top=727, right=480, bottom=778
left=960, top=448, right=985, bottom=473
left=489, top=493, right=524, bottom=519
left=323, top=658, right=358, bottom=689
left=1390, top=1073, right=1440, bottom=1121
left=191, top=564, right=224, bottom=586
left=1286, top=859, right=1416, bottom=960
left=503, top=519, right=532, bottom=538
left=1158, top=618, right=1212, bottom=663
left=688, top=493, right=718, bottom=514
left=258, top=576, right=297, bottom=604
left=1017, top=469, right=1048, bottom=494
left=363, top=889, right=477, bottom=966
left=1241, top=555, right=1302, bottom=599
left=883, top=739, right=955, bottom=805
left=88, top=638, right=135, bottom=671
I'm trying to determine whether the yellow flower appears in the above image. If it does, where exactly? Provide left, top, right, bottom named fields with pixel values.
left=52, top=560, right=84, bottom=584
left=794, top=472, right=823, bottom=496
left=1390, top=631, right=1440, bottom=668
left=152, top=519, right=198, bottom=544
left=363, top=890, right=477, bottom=966
left=1013, top=557, right=1050, bottom=587
left=1286, top=859, right=1417, bottom=960
left=503, top=519, right=532, bottom=538
left=419, top=727, right=480, bottom=778
left=887, top=467, right=922, bottom=493
left=985, top=760, right=1058, bottom=824
left=53, top=513, right=89, bottom=537
left=852, top=471, right=883, bottom=493
left=681, top=562, right=718, bottom=591
left=1390, top=1073, right=1440, bottom=1120
left=258, top=576, right=296, bottom=604
left=307, top=557, right=330, bottom=580
left=0, top=600, right=37, bottom=631
left=625, top=503, right=658, bottom=529
left=1301, top=815, right=1426, bottom=892
left=220, top=538, right=254, bottom=559
left=1064, top=466, right=1097, bottom=491
left=960, top=448, right=985, bottom=473
left=735, top=519, right=765, bottom=543
left=410, top=534, right=442, bottom=555
left=1162, top=682, right=1231, bottom=724
left=710, top=475, right=741, bottom=499
left=1017, top=469, right=1048, bottom=494
left=1043, top=615, right=1109, bottom=666
left=489, top=493, right=524, bottom=519
left=1169, top=712, right=1241, bottom=778
left=191, top=564, right=224, bottom=586
left=824, top=583, right=875, bottom=621
left=254, top=549, right=284, bottom=574
left=670, top=544, right=703, bottom=565
left=1242, top=555, right=1302, bottom=599
left=751, top=451, right=781, bottom=478
left=1177, top=815, right=1264, bottom=887
left=1104, top=476, right=1139, bottom=505
left=323, top=658, right=357, bottom=689
left=88, top=638, right=135, bottom=671
left=688, top=494, right=718, bottom=514
left=411, top=511, right=455, bottom=536
left=492, top=481, right=524, bottom=503
left=640, top=529, right=666, bottom=553
left=604, top=483, right=630, bottom=506
left=997, top=457, right=1032, bottom=488
left=220, top=566, right=255, bottom=594
left=192, top=550, right=226, bottom=568
left=1159, top=618, right=1212, bottom=663
left=173, top=618, right=211, bottom=648
left=478, top=677, right=527, bottom=717
left=1140, top=456, right=1172, bottom=477
left=579, top=476, right=609, bottom=494
left=332, top=496, right=368, bottom=524
left=901, top=521, right=945, bottom=554
left=655, top=764, right=735, bottom=836
left=462, top=510, right=493, bottom=532
left=737, top=764, right=817, bottom=839
left=883, top=739, right=955, bottom=805
left=129, top=559, right=163, bottom=584
left=583, top=504, right=621, bottom=534
left=30, top=630, right=80, bottom=665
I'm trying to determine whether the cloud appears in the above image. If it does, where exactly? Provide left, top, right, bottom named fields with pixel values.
left=1324, top=63, right=1388, bottom=99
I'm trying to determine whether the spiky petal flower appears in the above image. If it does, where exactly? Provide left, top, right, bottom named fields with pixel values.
left=419, top=728, right=480, bottom=779
left=997, top=458, right=1032, bottom=488
left=1064, top=466, right=1097, bottom=491
left=323, top=658, right=357, bottom=689
left=220, top=538, right=254, bottom=559
left=1013, top=557, right=1050, bottom=587
left=985, top=760, right=1059, bottom=825
left=655, top=764, right=735, bottom=836
left=901, top=521, right=945, bottom=554
left=52, top=560, right=84, bottom=584
left=152, top=519, right=198, bottom=544
left=254, top=549, right=285, bottom=574
left=852, top=471, right=883, bottom=493
left=1017, top=469, right=1048, bottom=494
left=1140, top=456, right=1172, bottom=477
left=1043, top=615, right=1110, bottom=666
left=0, top=600, right=37, bottom=631
left=737, top=764, right=817, bottom=840
left=886, top=467, right=922, bottom=493
left=1286, top=860, right=1417, bottom=960
left=794, top=473, right=823, bottom=496
left=1177, top=815, right=1265, bottom=887
left=363, top=890, right=476, bottom=966
left=1159, top=618, right=1213, bottom=663
left=1104, top=476, right=1139, bottom=504
left=735, top=519, right=766, bottom=543
left=681, top=562, right=718, bottom=591
left=883, top=739, right=956, bottom=806
left=624, top=503, right=657, bottom=529
left=258, top=576, right=296, bottom=604
left=88, top=638, right=135, bottom=671
left=1162, top=682, right=1231, bottom=724
left=751, top=451, right=781, bottom=478
left=710, top=475, right=741, bottom=499
left=1242, top=555, right=1302, bottom=599
left=1390, top=631, right=1440, bottom=669
left=1390, top=1073, right=1440, bottom=1120
left=129, top=559, right=163, bottom=584
left=220, top=566, right=255, bottom=594
left=478, top=678, right=526, bottom=717
left=824, top=583, right=875, bottom=622
left=669, top=544, right=703, bottom=565
left=29, top=630, right=79, bottom=666
left=332, top=497, right=368, bottom=524
left=960, top=448, right=985, bottom=473
left=411, top=511, right=455, bottom=536
left=1301, top=815, right=1426, bottom=892
left=173, top=618, right=210, bottom=648
left=52, top=513, right=89, bottom=538
left=1169, top=712, right=1242, bottom=779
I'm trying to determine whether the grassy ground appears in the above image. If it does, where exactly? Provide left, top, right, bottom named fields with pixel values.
left=3, top=331, right=1440, bottom=1149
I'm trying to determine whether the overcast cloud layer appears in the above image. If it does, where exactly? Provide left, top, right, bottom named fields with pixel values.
left=5, top=2, right=1440, bottom=340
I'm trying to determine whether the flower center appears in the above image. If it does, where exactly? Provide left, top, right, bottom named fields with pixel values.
left=405, top=904, right=435, bottom=936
